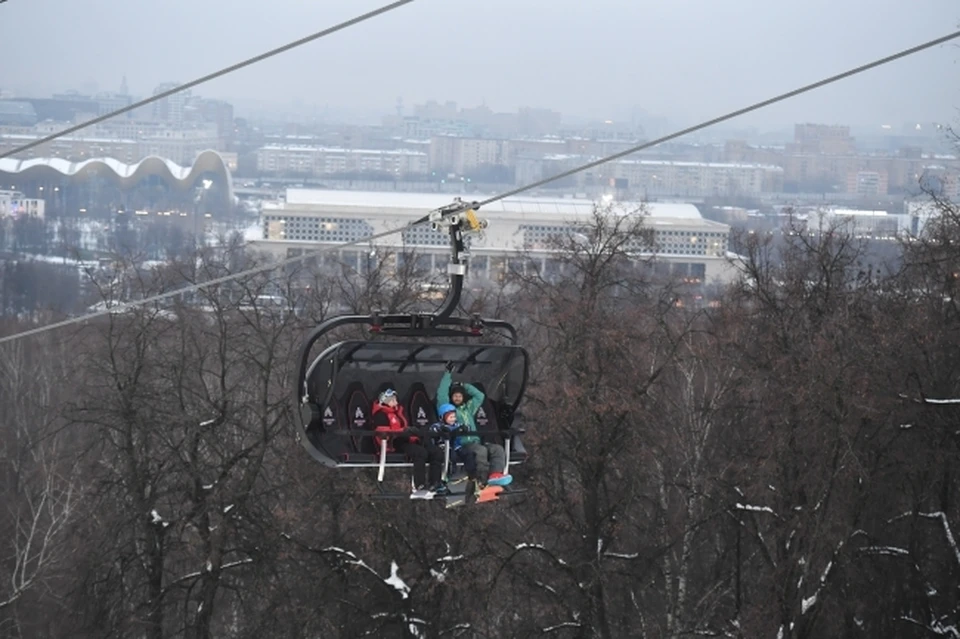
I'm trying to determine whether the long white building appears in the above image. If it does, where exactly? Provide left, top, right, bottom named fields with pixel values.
left=256, top=145, right=429, bottom=177
left=248, top=189, right=737, bottom=285
left=516, top=155, right=783, bottom=197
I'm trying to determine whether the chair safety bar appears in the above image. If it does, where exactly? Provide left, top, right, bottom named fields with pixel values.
left=442, top=443, right=451, bottom=482
left=378, top=439, right=388, bottom=482
left=328, top=428, right=525, bottom=439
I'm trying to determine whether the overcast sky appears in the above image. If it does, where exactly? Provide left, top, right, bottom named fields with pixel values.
left=1, top=0, right=957, bottom=131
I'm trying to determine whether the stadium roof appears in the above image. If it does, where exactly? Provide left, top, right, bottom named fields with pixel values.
left=0, top=150, right=234, bottom=199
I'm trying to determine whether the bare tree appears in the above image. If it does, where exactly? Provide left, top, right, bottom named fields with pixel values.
left=639, top=325, right=747, bottom=637
left=494, top=204, right=694, bottom=638
left=0, top=336, right=78, bottom=636
left=334, top=244, right=445, bottom=316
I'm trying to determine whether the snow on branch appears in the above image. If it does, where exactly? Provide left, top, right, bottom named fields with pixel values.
left=363, top=613, right=426, bottom=638
left=735, top=503, right=777, bottom=516
left=887, top=512, right=960, bottom=568
left=860, top=546, right=909, bottom=557
left=543, top=621, right=582, bottom=633
left=406, top=615, right=425, bottom=638
left=319, top=548, right=413, bottom=602
left=163, top=557, right=253, bottom=593
left=385, top=561, right=410, bottom=600
left=887, top=511, right=913, bottom=524
left=918, top=512, right=960, bottom=568
left=900, top=615, right=960, bottom=637
left=430, top=554, right=464, bottom=583
left=320, top=546, right=381, bottom=580
left=149, top=509, right=170, bottom=528
left=514, top=543, right=569, bottom=566
left=798, top=541, right=843, bottom=617
left=897, top=393, right=960, bottom=405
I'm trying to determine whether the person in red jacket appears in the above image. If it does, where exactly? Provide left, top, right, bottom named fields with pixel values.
left=371, top=388, right=445, bottom=498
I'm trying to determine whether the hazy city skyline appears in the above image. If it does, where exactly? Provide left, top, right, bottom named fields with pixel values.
left=2, top=0, right=958, bottom=132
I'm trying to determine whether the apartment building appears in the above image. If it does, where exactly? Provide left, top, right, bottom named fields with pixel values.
left=256, top=145, right=429, bottom=177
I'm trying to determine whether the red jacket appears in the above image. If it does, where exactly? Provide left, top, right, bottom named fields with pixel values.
left=371, top=401, right=416, bottom=451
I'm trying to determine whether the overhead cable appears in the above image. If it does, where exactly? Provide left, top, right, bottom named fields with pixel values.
left=0, top=0, right=415, bottom=160
left=477, top=29, right=960, bottom=207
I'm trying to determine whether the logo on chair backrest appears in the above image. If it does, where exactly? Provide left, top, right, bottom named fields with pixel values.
left=476, top=406, right=488, bottom=427
left=323, top=406, right=335, bottom=427
left=354, top=406, right=366, bottom=427
left=416, top=406, right=428, bottom=426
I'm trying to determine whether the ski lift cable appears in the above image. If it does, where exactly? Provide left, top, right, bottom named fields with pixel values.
left=475, top=29, right=960, bottom=208
left=1, top=28, right=957, bottom=345
left=0, top=0, right=416, bottom=160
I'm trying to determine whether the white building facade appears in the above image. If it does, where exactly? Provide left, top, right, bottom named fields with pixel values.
left=248, top=189, right=738, bottom=285
left=0, top=190, right=45, bottom=218
left=513, top=156, right=783, bottom=197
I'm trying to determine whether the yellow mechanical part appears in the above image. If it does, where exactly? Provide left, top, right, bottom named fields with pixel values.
left=463, top=209, right=485, bottom=232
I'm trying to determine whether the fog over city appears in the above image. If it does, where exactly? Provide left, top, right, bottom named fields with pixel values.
left=2, top=0, right=957, bottom=130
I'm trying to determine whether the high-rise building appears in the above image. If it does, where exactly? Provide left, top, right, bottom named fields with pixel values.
left=151, top=82, right=191, bottom=126
left=793, top=123, right=855, bottom=155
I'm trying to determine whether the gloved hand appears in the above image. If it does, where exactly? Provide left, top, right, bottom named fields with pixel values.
left=428, top=425, right=449, bottom=439
left=445, top=360, right=456, bottom=373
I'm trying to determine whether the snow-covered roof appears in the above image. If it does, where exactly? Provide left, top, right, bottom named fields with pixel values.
left=827, top=208, right=889, bottom=217
left=618, top=159, right=784, bottom=171
left=0, top=150, right=234, bottom=199
left=282, top=188, right=703, bottom=221
left=259, top=145, right=427, bottom=156
left=1, top=155, right=185, bottom=178
left=0, top=133, right=137, bottom=144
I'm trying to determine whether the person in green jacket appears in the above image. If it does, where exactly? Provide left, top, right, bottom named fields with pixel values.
left=436, top=365, right=512, bottom=487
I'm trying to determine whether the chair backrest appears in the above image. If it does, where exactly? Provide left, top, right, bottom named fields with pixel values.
left=406, top=382, right=438, bottom=430
left=470, top=382, right=504, bottom=446
left=341, top=381, right=373, bottom=454
left=315, top=396, right=354, bottom=462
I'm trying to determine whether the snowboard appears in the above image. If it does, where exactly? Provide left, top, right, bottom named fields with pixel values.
left=444, top=483, right=504, bottom=508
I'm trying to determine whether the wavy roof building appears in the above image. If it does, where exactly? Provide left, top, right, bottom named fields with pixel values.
left=0, top=150, right=234, bottom=202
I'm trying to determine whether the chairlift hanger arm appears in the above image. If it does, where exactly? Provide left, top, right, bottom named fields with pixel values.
left=296, top=198, right=502, bottom=403
left=431, top=198, right=484, bottom=323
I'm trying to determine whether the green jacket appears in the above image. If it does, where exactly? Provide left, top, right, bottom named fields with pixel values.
left=436, top=372, right=485, bottom=445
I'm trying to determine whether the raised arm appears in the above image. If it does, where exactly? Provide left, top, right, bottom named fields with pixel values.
left=463, top=382, right=485, bottom=414
left=436, top=371, right=452, bottom=413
